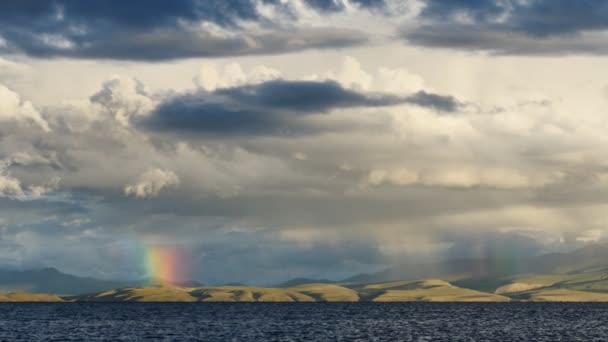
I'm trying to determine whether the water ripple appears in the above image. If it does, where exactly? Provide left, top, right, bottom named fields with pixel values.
left=0, top=302, right=606, bottom=341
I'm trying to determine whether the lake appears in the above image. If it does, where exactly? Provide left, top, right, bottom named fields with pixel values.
left=0, top=302, right=605, bottom=341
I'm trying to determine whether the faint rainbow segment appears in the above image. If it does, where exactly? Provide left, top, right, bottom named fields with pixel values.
left=145, top=246, right=193, bottom=285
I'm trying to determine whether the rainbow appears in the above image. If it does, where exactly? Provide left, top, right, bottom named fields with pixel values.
left=144, top=245, right=192, bottom=285
left=106, top=239, right=194, bottom=285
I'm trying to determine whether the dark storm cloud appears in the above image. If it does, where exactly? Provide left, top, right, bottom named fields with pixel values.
left=404, top=0, right=608, bottom=55
left=418, top=0, right=508, bottom=23
left=406, top=91, right=460, bottom=112
left=0, top=0, right=386, bottom=25
left=0, top=1, right=257, bottom=29
left=304, top=0, right=386, bottom=12
left=418, top=0, right=608, bottom=36
left=0, top=0, right=376, bottom=60
left=3, top=28, right=369, bottom=61
left=215, top=79, right=404, bottom=111
left=139, top=79, right=459, bottom=136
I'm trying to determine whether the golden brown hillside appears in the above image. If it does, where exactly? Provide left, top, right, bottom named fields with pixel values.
left=15, top=275, right=608, bottom=302
left=69, top=280, right=509, bottom=302
left=0, top=292, right=64, bottom=302
left=356, top=279, right=510, bottom=302
left=71, top=284, right=358, bottom=302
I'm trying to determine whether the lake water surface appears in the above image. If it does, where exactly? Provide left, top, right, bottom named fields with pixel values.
left=0, top=302, right=606, bottom=341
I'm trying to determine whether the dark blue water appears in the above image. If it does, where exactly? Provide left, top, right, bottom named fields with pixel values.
left=0, top=303, right=606, bottom=341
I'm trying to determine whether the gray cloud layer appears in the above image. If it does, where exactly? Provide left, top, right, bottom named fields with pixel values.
left=8, top=0, right=608, bottom=58
left=141, top=79, right=459, bottom=136
left=404, top=0, right=608, bottom=55
left=0, top=0, right=383, bottom=60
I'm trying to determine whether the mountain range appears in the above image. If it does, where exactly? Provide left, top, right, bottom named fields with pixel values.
left=3, top=244, right=608, bottom=301
left=0, top=268, right=201, bottom=295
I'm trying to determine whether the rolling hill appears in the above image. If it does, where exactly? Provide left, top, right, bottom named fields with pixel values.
left=66, top=280, right=509, bottom=302
left=354, top=279, right=510, bottom=302
left=5, top=244, right=608, bottom=301
left=0, top=292, right=64, bottom=302
left=9, top=275, right=608, bottom=302
left=70, top=284, right=356, bottom=302
left=489, top=271, right=608, bottom=302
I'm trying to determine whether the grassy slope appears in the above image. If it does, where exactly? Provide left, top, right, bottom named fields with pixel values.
left=520, top=289, right=608, bottom=302
left=73, top=285, right=199, bottom=302
left=73, top=281, right=503, bottom=302
left=191, top=286, right=315, bottom=302
left=290, top=284, right=359, bottom=302
left=500, top=272, right=608, bottom=301
left=0, top=292, right=64, bottom=302
left=71, top=284, right=358, bottom=302
left=14, top=273, right=608, bottom=302
left=353, top=279, right=510, bottom=302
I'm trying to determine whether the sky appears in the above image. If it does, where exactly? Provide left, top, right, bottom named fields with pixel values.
left=1, top=0, right=608, bottom=285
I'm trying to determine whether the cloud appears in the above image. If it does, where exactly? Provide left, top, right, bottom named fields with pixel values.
left=0, top=0, right=376, bottom=60
left=304, top=0, right=386, bottom=12
left=194, top=63, right=282, bottom=91
left=418, top=0, right=608, bottom=37
left=404, top=0, right=608, bottom=55
left=5, top=27, right=369, bottom=61
left=0, top=173, right=24, bottom=198
left=442, top=231, right=545, bottom=260
left=366, top=166, right=559, bottom=190
left=0, top=158, right=59, bottom=199
left=140, top=79, right=459, bottom=136
left=90, top=76, right=156, bottom=126
left=405, top=27, right=608, bottom=56
left=0, top=58, right=30, bottom=79
left=319, top=56, right=429, bottom=95
left=0, top=1, right=386, bottom=30
left=216, top=79, right=403, bottom=111
left=406, top=91, right=460, bottom=112
left=124, top=168, right=180, bottom=198
left=2, top=58, right=607, bottom=283
left=0, top=84, right=50, bottom=132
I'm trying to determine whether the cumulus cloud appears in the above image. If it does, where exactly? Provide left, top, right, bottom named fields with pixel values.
left=0, top=84, right=49, bottom=131
left=90, top=76, right=156, bottom=126
left=366, top=167, right=560, bottom=190
left=194, top=63, right=282, bottom=91
left=324, top=56, right=374, bottom=90
left=0, top=173, right=24, bottom=198
left=0, top=157, right=59, bottom=199
left=124, top=168, right=180, bottom=198
left=320, top=56, right=427, bottom=94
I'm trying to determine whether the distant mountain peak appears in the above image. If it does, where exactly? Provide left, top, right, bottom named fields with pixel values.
left=145, top=278, right=203, bottom=288
left=38, top=267, right=61, bottom=274
left=278, top=277, right=335, bottom=288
